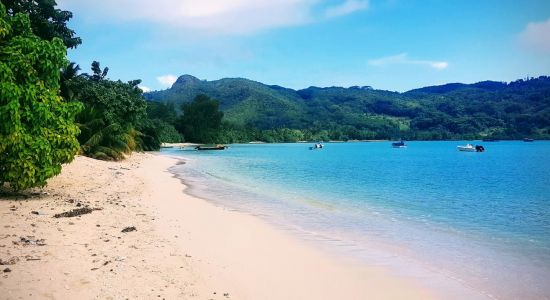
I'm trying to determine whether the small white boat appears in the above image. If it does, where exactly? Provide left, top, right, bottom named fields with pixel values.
left=457, top=144, right=476, bottom=152
left=309, top=143, right=324, bottom=150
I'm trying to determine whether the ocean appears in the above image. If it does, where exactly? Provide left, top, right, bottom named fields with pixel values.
left=162, top=141, right=550, bottom=299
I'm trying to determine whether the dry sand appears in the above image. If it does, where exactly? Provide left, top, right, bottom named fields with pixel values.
left=0, top=153, right=436, bottom=299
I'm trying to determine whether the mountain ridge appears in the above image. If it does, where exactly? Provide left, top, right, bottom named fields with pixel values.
left=144, top=75, right=550, bottom=140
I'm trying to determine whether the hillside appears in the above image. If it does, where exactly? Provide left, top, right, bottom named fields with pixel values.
left=145, top=75, right=550, bottom=140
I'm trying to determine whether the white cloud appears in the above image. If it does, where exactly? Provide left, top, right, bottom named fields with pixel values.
left=428, top=61, right=449, bottom=70
left=58, top=0, right=318, bottom=35
left=519, top=18, right=550, bottom=54
left=157, top=75, right=177, bottom=87
left=325, top=0, right=369, bottom=18
left=368, top=53, right=448, bottom=70
left=138, top=85, right=151, bottom=93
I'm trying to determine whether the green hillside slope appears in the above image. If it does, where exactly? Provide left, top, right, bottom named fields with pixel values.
left=144, top=75, right=550, bottom=140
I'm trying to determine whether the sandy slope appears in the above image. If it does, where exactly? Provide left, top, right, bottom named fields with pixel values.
left=0, top=153, right=435, bottom=299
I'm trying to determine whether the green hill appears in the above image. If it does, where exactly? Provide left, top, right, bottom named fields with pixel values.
left=144, top=75, right=550, bottom=140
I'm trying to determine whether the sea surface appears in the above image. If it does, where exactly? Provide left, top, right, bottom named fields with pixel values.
left=162, top=141, right=550, bottom=299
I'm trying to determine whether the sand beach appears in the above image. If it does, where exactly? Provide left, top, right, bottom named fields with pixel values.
left=0, top=153, right=436, bottom=299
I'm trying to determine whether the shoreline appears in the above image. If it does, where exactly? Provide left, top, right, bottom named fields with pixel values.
left=142, top=153, right=439, bottom=299
left=0, top=153, right=451, bottom=299
left=163, top=150, right=498, bottom=300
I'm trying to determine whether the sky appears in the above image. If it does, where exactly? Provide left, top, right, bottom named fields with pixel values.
left=58, top=0, right=550, bottom=92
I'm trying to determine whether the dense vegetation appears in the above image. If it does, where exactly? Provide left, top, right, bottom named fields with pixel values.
left=2, top=0, right=81, bottom=48
left=0, top=3, right=81, bottom=190
left=176, top=94, right=224, bottom=143
left=66, top=62, right=162, bottom=160
left=0, top=1, right=166, bottom=190
left=146, top=75, right=550, bottom=142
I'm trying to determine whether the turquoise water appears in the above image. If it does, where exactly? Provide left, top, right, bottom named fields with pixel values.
left=163, top=141, right=550, bottom=299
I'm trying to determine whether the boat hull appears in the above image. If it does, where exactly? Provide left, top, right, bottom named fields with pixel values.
left=196, top=146, right=227, bottom=150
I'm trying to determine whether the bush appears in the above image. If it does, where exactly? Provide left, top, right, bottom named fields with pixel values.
left=0, top=6, right=81, bottom=190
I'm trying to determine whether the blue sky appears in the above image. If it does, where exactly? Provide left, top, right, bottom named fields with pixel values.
left=59, top=0, right=550, bottom=92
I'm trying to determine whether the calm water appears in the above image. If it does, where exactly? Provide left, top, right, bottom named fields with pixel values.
left=163, top=141, right=550, bottom=299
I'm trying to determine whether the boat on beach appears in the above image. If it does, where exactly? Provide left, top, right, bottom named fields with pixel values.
left=391, top=140, right=407, bottom=148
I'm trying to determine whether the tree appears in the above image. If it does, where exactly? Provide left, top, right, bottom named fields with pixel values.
left=145, top=101, right=182, bottom=143
left=60, top=61, right=80, bottom=100
left=0, top=4, right=82, bottom=191
left=69, top=64, right=147, bottom=127
left=177, top=94, right=224, bottom=143
left=69, top=62, right=160, bottom=160
left=147, top=101, right=178, bottom=125
left=83, top=61, right=108, bottom=81
left=2, top=0, right=81, bottom=48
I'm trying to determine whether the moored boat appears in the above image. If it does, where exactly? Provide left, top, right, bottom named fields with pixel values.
left=523, top=138, right=534, bottom=142
left=309, top=143, right=324, bottom=150
left=391, top=140, right=407, bottom=148
left=196, top=144, right=228, bottom=150
left=457, top=144, right=485, bottom=152
left=457, top=144, right=476, bottom=152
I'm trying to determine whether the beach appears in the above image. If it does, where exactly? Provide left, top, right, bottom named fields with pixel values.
left=0, top=153, right=436, bottom=299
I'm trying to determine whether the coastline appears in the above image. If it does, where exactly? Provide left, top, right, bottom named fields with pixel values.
left=1, top=153, right=436, bottom=299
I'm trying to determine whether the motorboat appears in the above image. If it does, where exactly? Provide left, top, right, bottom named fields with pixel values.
left=309, top=143, right=324, bottom=150
left=457, top=144, right=484, bottom=152
left=391, top=140, right=407, bottom=148
left=457, top=144, right=476, bottom=152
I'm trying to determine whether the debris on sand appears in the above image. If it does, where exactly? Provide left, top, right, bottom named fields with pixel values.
left=0, top=257, right=19, bottom=265
left=15, top=236, right=46, bottom=246
left=121, top=226, right=137, bottom=233
left=25, top=256, right=41, bottom=261
left=53, top=207, right=101, bottom=218
left=3, top=268, right=11, bottom=273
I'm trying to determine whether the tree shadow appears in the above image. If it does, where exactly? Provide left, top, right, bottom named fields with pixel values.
left=0, top=185, right=45, bottom=201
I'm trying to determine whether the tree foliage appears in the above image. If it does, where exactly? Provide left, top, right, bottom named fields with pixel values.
left=69, top=62, right=160, bottom=160
left=76, top=106, right=135, bottom=160
left=0, top=4, right=81, bottom=190
left=2, top=0, right=81, bottom=48
left=147, top=101, right=177, bottom=125
left=176, top=94, right=223, bottom=143
left=69, top=68, right=147, bottom=127
left=145, top=101, right=182, bottom=143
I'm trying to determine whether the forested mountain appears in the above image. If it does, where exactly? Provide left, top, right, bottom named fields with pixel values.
left=145, top=75, right=550, bottom=141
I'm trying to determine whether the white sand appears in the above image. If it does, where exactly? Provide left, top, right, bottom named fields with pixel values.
left=0, top=153, right=436, bottom=299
